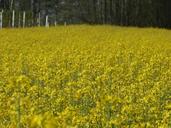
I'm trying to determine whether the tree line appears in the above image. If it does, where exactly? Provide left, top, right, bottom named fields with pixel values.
left=0, top=0, right=171, bottom=28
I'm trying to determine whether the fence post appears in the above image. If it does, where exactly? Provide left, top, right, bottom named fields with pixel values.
left=12, top=10, right=15, bottom=28
left=23, top=11, right=25, bottom=28
left=45, top=15, right=49, bottom=28
left=0, top=10, right=3, bottom=29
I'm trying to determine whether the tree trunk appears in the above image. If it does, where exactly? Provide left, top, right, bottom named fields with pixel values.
left=104, top=0, right=107, bottom=23
left=0, top=11, right=3, bottom=29
left=93, top=0, right=97, bottom=23
left=23, top=11, right=25, bottom=28
left=12, top=10, right=15, bottom=27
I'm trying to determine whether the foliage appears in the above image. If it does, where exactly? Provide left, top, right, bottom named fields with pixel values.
left=0, top=0, right=171, bottom=28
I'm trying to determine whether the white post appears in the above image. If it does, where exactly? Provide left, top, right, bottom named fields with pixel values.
left=12, top=10, right=15, bottom=28
left=64, top=21, right=66, bottom=26
left=45, top=15, right=49, bottom=28
left=0, top=11, right=2, bottom=29
left=54, top=20, right=57, bottom=26
left=23, top=11, right=25, bottom=28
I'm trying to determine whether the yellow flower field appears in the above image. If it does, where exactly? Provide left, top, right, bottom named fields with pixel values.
left=0, top=25, right=171, bottom=128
